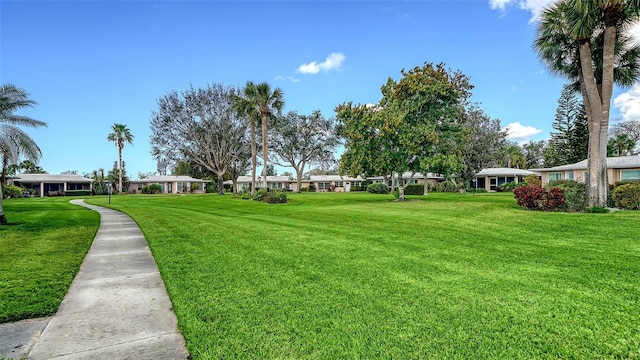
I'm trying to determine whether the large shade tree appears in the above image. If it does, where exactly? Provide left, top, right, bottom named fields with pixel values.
left=271, top=110, right=340, bottom=192
left=535, top=0, right=640, bottom=206
left=232, top=81, right=284, bottom=194
left=150, top=84, right=251, bottom=194
left=338, top=63, right=472, bottom=200
left=107, top=123, right=134, bottom=194
left=1, top=84, right=47, bottom=225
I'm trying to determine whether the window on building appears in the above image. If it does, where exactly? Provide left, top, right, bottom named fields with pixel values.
left=621, top=170, right=640, bottom=180
left=335, top=181, right=343, bottom=188
left=317, top=182, right=331, bottom=190
left=566, top=171, right=574, bottom=180
left=548, top=172, right=562, bottom=181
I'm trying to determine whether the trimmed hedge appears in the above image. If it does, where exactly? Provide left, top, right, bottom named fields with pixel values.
left=366, top=183, right=389, bottom=194
left=404, top=184, right=424, bottom=195
left=141, top=184, right=162, bottom=194
left=64, top=190, right=92, bottom=196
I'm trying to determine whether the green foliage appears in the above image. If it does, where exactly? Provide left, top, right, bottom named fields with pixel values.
left=64, top=190, right=92, bottom=196
left=435, top=180, right=459, bottom=192
left=549, top=180, right=587, bottom=212
left=2, top=185, right=23, bottom=199
left=498, top=181, right=517, bottom=192
left=205, top=182, right=216, bottom=193
left=467, top=187, right=488, bottom=193
left=586, top=206, right=610, bottom=213
left=366, top=183, right=389, bottom=194
left=141, top=184, right=162, bottom=194
left=524, top=174, right=541, bottom=186
left=612, top=183, right=640, bottom=210
left=307, top=183, right=316, bottom=192
left=247, top=189, right=288, bottom=203
left=404, top=184, right=424, bottom=195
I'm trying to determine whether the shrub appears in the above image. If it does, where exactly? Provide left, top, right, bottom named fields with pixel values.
left=253, top=189, right=288, bottom=203
left=612, top=183, right=640, bottom=210
left=549, top=180, right=586, bottom=212
left=2, top=185, right=24, bottom=199
left=514, top=185, right=565, bottom=211
left=404, top=184, right=424, bottom=195
left=498, top=181, right=517, bottom=192
left=367, top=183, right=389, bottom=194
left=514, top=185, right=546, bottom=210
left=307, top=184, right=316, bottom=192
left=141, top=184, right=162, bottom=194
left=466, top=187, right=488, bottom=193
left=523, top=174, right=541, bottom=186
left=586, top=206, right=610, bottom=213
left=190, top=183, right=201, bottom=193
left=64, top=190, right=92, bottom=196
left=435, top=180, right=459, bottom=193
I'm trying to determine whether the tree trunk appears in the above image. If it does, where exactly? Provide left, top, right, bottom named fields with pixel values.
left=296, top=169, right=303, bottom=193
left=0, top=185, right=6, bottom=225
left=597, top=23, right=617, bottom=205
left=232, top=178, right=238, bottom=193
left=261, top=114, right=268, bottom=189
left=578, top=40, right=603, bottom=207
left=250, top=119, right=257, bottom=196
left=217, top=174, right=224, bottom=195
left=423, top=180, right=429, bottom=196
left=118, top=145, right=123, bottom=194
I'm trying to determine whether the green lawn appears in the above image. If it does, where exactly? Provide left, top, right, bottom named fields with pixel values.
left=82, top=192, right=640, bottom=359
left=0, top=197, right=99, bottom=323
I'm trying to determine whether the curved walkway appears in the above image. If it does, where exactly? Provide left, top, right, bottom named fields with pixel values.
left=26, top=199, right=189, bottom=359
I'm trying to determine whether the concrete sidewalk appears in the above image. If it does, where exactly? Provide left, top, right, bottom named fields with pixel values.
left=24, top=199, right=190, bottom=359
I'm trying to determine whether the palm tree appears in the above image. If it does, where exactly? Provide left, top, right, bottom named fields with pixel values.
left=534, top=0, right=640, bottom=206
left=1, top=84, right=47, bottom=225
left=608, top=133, right=636, bottom=156
left=232, top=82, right=284, bottom=192
left=107, top=123, right=134, bottom=194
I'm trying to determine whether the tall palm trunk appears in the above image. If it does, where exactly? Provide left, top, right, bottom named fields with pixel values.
left=261, top=113, right=268, bottom=189
left=0, top=185, right=6, bottom=225
left=578, top=40, right=603, bottom=207
left=250, top=119, right=257, bottom=196
left=118, top=143, right=123, bottom=194
left=597, top=21, right=618, bottom=204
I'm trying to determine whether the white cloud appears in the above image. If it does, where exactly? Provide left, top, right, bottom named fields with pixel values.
left=503, top=122, right=543, bottom=140
left=490, top=0, right=557, bottom=22
left=275, top=75, right=300, bottom=83
left=297, top=52, right=345, bottom=74
left=614, top=83, right=640, bottom=122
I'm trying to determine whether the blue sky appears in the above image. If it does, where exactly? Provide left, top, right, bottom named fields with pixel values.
left=2, top=0, right=639, bottom=178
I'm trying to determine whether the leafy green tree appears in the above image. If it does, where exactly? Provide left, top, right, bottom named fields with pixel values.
left=503, top=142, right=527, bottom=169
left=610, top=119, right=640, bottom=155
left=106, top=161, right=129, bottom=193
left=608, top=133, right=636, bottom=156
left=232, top=81, right=284, bottom=193
left=107, top=123, right=134, bottom=194
left=1, top=84, right=47, bottom=225
left=338, top=63, right=472, bottom=200
left=271, top=110, right=340, bottom=192
left=522, top=140, right=547, bottom=169
left=535, top=0, right=640, bottom=206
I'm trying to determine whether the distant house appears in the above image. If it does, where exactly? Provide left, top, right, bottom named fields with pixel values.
left=12, top=174, right=93, bottom=197
left=233, top=175, right=292, bottom=192
left=129, top=175, right=210, bottom=194
left=474, top=168, right=538, bottom=191
left=368, top=172, right=445, bottom=189
left=308, top=175, right=365, bottom=192
left=535, top=155, right=640, bottom=185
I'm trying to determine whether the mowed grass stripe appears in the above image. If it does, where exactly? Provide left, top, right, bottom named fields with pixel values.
left=0, top=198, right=99, bottom=323
left=85, top=192, right=640, bottom=359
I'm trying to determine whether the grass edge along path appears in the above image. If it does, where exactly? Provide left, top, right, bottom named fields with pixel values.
left=85, top=192, right=640, bottom=359
left=0, top=197, right=99, bottom=323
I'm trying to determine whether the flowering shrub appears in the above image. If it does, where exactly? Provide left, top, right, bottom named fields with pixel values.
left=513, top=185, right=565, bottom=211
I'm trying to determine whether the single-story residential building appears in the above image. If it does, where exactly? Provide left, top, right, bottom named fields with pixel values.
left=233, top=175, right=292, bottom=192
left=474, top=168, right=538, bottom=191
left=535, top=155, right=640, bottom=185
left=368, top=172, right=445, bottom=188
left=12, top=174, right=93, bottom=197
left=308, top=175, right=365, bottom=192
left=129, top=175, right=210, bottom=194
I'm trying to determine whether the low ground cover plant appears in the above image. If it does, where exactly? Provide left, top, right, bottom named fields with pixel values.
left=84, top=192, right=640, bottom=359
